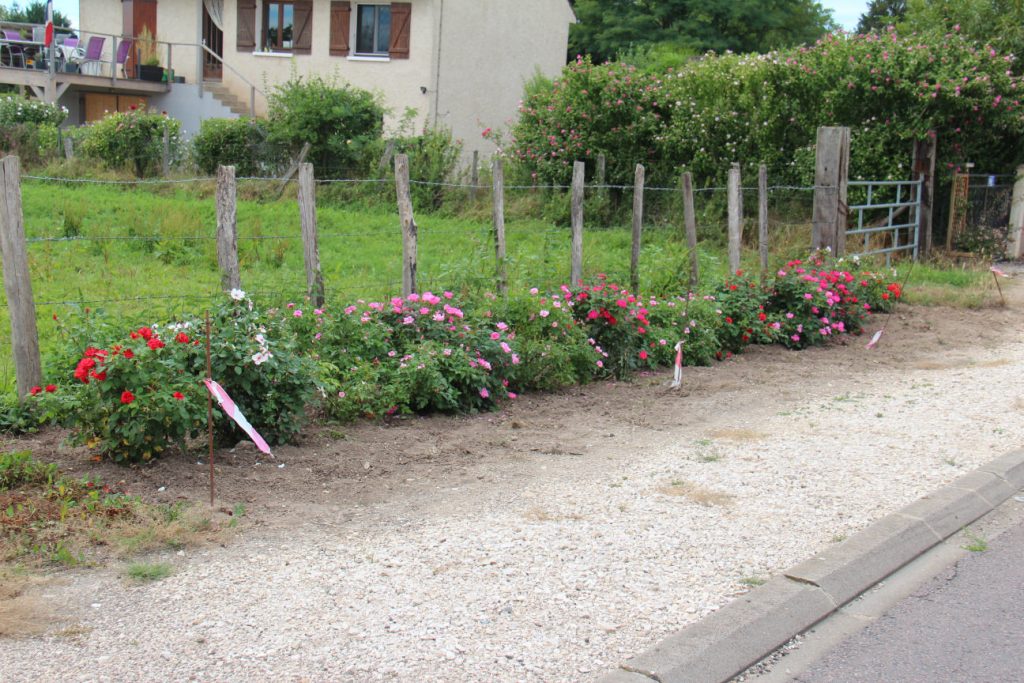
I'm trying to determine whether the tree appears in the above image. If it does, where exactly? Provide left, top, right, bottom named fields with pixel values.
left=0, top=2, right=72, bottom=28
left=856, top=0, right=907, bottom=33
left=568, top=0, right=836, bottom=63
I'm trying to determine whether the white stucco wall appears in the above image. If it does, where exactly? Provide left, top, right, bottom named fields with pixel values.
left=77, top=0, right=124, bottom=66
left=220, top=0, right=436, bottom=133
left=77, top=0, right=574, bottom=152
left=435, top=0, right=572, bottom=151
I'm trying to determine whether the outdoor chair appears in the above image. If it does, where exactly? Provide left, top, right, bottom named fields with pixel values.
left=79, top=36, right=105, bottom=75
left=1, top=30, right=26, bottom=68
left=59, top=36, right=82, bottom=70
left=115, top=39, right=132, bottom=78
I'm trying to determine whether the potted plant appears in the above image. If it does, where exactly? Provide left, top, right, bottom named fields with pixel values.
left=136, top=27, right=164, bottom=82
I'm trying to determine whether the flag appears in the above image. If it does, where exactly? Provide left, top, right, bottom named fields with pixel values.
left=44, top=0, right=54, bottom=47
left=203, top=379, right=273, bottom=455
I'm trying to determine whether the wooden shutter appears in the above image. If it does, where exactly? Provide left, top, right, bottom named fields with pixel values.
left=389, top=3, right=411, bottom=59
left=237, top=0, right=256, bottom=51
left=329, top=1, right=351, bottom=56
left=293, top=0, right=313, bottom=54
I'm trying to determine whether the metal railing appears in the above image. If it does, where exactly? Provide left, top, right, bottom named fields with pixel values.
left=847, top=178, right=923, bottom=265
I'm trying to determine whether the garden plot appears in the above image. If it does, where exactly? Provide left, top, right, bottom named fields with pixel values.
left=3, top=283, right=1024, bottom=682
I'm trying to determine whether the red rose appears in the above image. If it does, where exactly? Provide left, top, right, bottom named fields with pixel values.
left=639, top=350, right=648, bottom=360
left=29, top=385, right=41, bottom=395
left=123, top=348, right=134, bottom=359
left=725, top=317, right=733, bottom=324
left=147, top=338, right=166, bottom=350
left=757, top=312, right=767, bottom=322
left=172, top=391, right=184, bottom=400
left=90, top=371, right=107, bottom=382
left=137, top=327, right=153, bottom=340
left=120, top=390, right=135, bottom=404
left=175, top=333, right=189, bottom=344
left=45, top=384, right=56, bottom=393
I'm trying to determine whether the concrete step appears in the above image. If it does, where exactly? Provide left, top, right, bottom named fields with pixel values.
left=202, top=81, right=251, bottom=116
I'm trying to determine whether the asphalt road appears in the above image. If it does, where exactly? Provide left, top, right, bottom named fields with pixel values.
left=794, top=518, right=1024, bottom=683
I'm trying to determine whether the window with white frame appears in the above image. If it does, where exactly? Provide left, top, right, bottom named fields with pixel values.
left=355, top=3, right=391, bottom=56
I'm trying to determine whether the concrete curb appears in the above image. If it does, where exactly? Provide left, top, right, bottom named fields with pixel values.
left=599, top=449, right=1024, bottom=683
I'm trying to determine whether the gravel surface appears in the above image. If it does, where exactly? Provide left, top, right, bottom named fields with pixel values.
left=5, top=289, right=1024, bottom=682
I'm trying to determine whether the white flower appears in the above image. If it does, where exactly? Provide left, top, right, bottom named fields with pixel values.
left=252, top=350, right=272, bottom=365
left=229, top=289, right=246, bottom=301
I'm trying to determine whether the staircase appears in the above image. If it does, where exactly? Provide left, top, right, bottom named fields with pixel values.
left=202, top=81, right=251, bottom=117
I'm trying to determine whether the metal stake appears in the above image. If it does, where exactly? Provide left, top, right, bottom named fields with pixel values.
left=206, top=310, right=215, bottom=508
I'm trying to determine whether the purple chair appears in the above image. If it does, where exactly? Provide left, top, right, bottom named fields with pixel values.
left=2, top=30, right=26, bottom=68
left=115, top=39, right=132, bottom=77
left=79, top=35, right=105, bottom=75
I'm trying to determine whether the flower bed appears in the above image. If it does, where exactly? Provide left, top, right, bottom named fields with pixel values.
left=22, top=255, right=898, bottom=464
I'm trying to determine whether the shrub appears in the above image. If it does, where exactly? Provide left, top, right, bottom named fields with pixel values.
left=315, top=291, right=519, bottom=419
left=192, top=117, right=278, bottom=176
left=77, top=109, right=183, bottom=177
left=62, top=293, right=315, bottom=464
left=0, top=95, right=67, bottom=127
left=266, top=74, right=384, bottom=175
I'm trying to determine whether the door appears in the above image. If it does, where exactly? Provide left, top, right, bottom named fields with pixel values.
left=203, top=3, right=224, bottom=81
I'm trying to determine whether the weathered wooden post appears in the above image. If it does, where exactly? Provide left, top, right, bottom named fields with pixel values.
left=215, top=165, right=241, bottom=291
left=470, top=150, right=479, bottom=202
left=62, top=137, right=73, bottom=160
left=682, top=171, right=699, bottom=290
left=570, top=160, right=585, bottom=286
left=946, top=171, right=970, bottom=250
left=758, top=163, right=769, bottom=274
left=630, top=163, right=645, bottom=293
left=727, top=163, right=742, bottom=274
left=912, top=132, right=937, bottom=257
left=492, top=157, right=508, bottom=295
left=811, top=126, right=851, bottom=255
left=0, top=156, right=42, bottom=400
left=161, top=125, right=170, bottom=177
left=1009, top=165, right=1024, bottom=260
left=395, top=153, right=418, bottom=296
left=298, top=162, right=324, bottom=307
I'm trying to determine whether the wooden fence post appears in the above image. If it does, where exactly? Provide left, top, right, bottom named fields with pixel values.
left=492, top=157, right=508, bottom=295
left=0, top=156, right=42, bottom=400
left=946, top=171, right=970, bottom=250
left=298, top=162, right=324, bottom=307
left=215, top=165, right=240, bottom=291
left=727, top=163, right=742, bottom=274
left=62, top=137, right=73, bottom=160
left=1008, top=165, right=1024, bottom=260
left=161, top=125, right=170, bottom=177
left=811, top=126, right=851, bottom=255
left=596, top=154, right=606, bottom=187
left=682, top=171, right=699, bottom=290
left=912, top=132, right=937, bottom=258
left=470, top=150, right=479, bottom=202
left=630, top=164, right=645, bottom=293
left=570, top=160, right=585, bottom=286
left=395, top=154, right=418, bottom=296
left=758, top=163, right=769, bottom=274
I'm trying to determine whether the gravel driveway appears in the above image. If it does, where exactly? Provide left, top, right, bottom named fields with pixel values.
left=5, top=287, right=1024, bottom=682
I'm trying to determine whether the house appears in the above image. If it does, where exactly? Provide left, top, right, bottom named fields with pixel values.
left=4, top=0, right=575, bottom=146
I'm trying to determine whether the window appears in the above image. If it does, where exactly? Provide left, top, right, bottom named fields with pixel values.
left=356, top=4, right=390, bottom=55
left=264, top=1, right=294, bottom=50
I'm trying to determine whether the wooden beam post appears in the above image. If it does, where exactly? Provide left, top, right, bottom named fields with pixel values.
left=682, top=171, right=699, bottom=290
left=570, top=160, right=585, bottom=286
left=727, top=163, right=742, bottom=274
left=62, top=136, right=73, bottom=160
left=215, top=165, right=240, bottom=291
left=910, top=132, right=937, bottom=258
left=1008, top=165, right=1024, bottom=260
left=298, top=163, right=324, bottom=307
left=161, top=125, right=170, bottom=177
left=596, top=154, right=606, bottom=186
left=470, top=150, right=479, bottom=202
left=395, top=154, right=418, bottom=296
left=0, top=156, right=42, bottom=400
left=758, top=163, right=769, bottom=274
left=946, top=172, right=970, bottom=250
left=630, top=163, right=645, bottom=293
left=492, top=156, right=508, bottom=295
left=811, top=126, right=851, bottom=255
